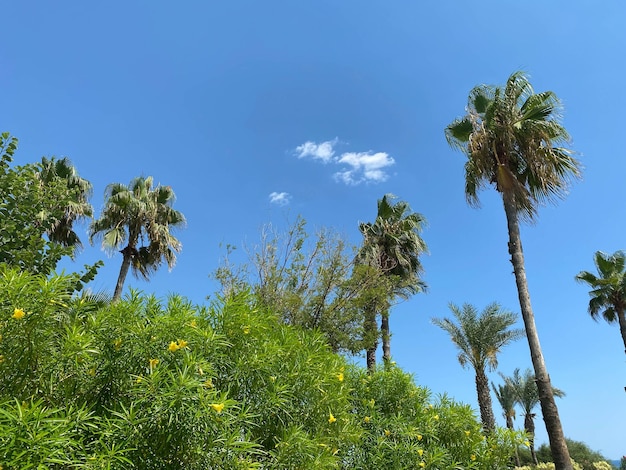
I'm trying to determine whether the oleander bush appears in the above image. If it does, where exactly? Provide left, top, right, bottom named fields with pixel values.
left=0, top=266, right=523, bottom=469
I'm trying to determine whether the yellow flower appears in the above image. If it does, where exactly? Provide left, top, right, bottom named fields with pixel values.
left=328, top=413, right=337, bottom=424
left=203, top=378, right=214, bottom=388
left=168, top=341, right=180, bottom=352
left=177, top=339, right=188, bottom=349
left=384, top=429, right=391, bottom=437
left=417, top=434, right=423, bottom=441
left=465, top=430, right=471, bottom=437
left=363, top=416, right=371, bottom=423
left=269, top=376, right=276, bottom=382
left=419, top=462, right=425, bottom=468
left=368, top=399, right=375, bottom=407
left=242, top=325, right=251, bottom=334
left=418, top=449, right=424, bottom=457
left=471, top=454, right=476, bottom=461
left=524, top=440, right=530, bottom=448
left=12, top=308, right=25, bottom=320
left=149, top=358, right=159, bottom=369
left=210, top=403, right=225, bottom=413
left=190, top=319, right=197, bottom=328
left=433, top=414, right=439, bottom=420
left=336, top=372, right=344, bottom=382
left=113, top=338, right=122, bottom=350
left=135, top=376, right=142, bottom=384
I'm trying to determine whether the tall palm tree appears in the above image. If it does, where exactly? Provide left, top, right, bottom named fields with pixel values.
left=492, top=376, right=521, bottom=466
left=505, top=368, right=566, bottom=465
left=357, top=194, right=427, bottom=370
left=575, top=250, right=626, bottom=355
left=432, top=302, right=524, bottom=432
left=445, top=71, right=580, bottom=469
left=89, top=176, right=185, bottom=301
left=36, top=156, right=93, bottom=253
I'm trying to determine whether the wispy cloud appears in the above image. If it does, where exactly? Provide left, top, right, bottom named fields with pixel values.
left=294, top=139, right=338, bottom=163
left=269, top=191, right=291, bottom=206
left=334, top=151, right=395, bottom=185
left=294, top=139, right=395, bottom=185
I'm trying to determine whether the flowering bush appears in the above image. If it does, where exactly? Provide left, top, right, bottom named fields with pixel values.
left=0, top=267, right=522, bottom=468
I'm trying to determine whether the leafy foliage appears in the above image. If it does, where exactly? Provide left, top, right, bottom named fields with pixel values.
left=0, top=268, right=523, bottom=468
left=0, top=132, right=95, bottom=275
left=213, top=216, right=384, bottom=354
left=535, top=439, right=615, bottom=470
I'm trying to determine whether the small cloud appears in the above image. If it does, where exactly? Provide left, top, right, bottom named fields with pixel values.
left=334, top=151, right=395, bottom=185
left=269, top=191, right=291, bottom=206
left=294, top=139, right=338, bottom=163
left=294, top=139, right=396, bottom=185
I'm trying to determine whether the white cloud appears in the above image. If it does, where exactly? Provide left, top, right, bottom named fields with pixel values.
left=269, top=191, right=291, bottom=206
left=334, top=151, right=395, bottom=185
left=294, top=139, right=396, bottom=185
left=294, top=139, right=337, bottom=163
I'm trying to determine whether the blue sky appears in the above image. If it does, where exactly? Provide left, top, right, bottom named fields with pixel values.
left=3, top=1, right=625, bottom=459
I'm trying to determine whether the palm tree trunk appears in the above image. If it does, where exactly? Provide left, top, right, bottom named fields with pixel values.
left=502, top=194, right=572, bottom=470
left=617, top=309, right=626, bottom=355
left=381, top=310, right=391, bottom=363
left=524, top=413, right=538, bottom=465
left=365, top=303, right=378, bottom=372
left=475, top=367, right=496, bottom=433
left=113, top=247, right=132, bottom=302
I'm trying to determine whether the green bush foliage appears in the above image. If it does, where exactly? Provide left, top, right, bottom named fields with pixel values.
left=0, top=267, right=523, bottom=468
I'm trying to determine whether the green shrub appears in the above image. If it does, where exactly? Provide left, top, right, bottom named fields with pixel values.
left=0, top=268, right=522, bottom=468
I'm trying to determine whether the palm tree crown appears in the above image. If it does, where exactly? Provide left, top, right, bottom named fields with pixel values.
left=445, top=71, right=581, bottom=220
left=576, top=250, right=626, bottom=354
left=433, top=302, right=524, bottom=432
left=357, top=194, right=427, bottom=368
left=504, top=368, right=565, bottom=465
left=36, top=156, right=93, bottom=251
left=89, top=176, right=185, bottom=301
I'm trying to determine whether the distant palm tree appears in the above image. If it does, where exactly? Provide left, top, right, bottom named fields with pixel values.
left=492, top=375, right=521, bottom=466
left=433, top=302, right=524, bottom=432
left=357, top=194, right=427, bottom=370
left=445, top=71, right=579, bottom=469
left=89, top=176, right=185, bottom=301
left=576, top=250, right=626, bottom=355
left=37, top=156, right=93, bottom=252
left=505, top=368, right=565, bottom=465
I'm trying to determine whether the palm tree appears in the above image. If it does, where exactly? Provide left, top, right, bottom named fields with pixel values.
left=433, top=302, right=524, bottom=432
left=89, top=176, right=185, bottom=301
left=445, top=71, right=580, bottom=469
left=492, top=376, right=521, bottom=466
left=575, top=250, right=626, bottom=355
left=505, top=368, right=566, bottom=465
left=36, top=156, right=93, bottom=253
left=357, top=194, right=427, bottom=370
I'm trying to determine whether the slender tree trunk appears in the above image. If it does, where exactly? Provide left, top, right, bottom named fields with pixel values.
left=381, top=310, right=391, bottom=363
left=113, top=247, right=132, bottom=302
left=617, top=309, right=626, bottom=355
left=475, top=367, right=496, bottom=433
left=365, top=304, right=378, bottom=372
left=525, top=413, right=538, bottom=465
left=502, top=194, right=572, bottom=470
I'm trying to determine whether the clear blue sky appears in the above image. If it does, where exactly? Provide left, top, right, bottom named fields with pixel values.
left=3, top=1, right=625, bottom=459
